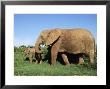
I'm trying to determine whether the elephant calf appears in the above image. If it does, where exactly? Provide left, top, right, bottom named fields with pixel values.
left=24, top=47, right=42, bottom=64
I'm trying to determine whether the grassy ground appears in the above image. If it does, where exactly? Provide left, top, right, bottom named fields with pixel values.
left=14, top=51, right=97, bottom=76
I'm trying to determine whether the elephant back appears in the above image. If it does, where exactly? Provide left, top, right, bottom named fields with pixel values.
left=60, top=28, right=95, bottom=54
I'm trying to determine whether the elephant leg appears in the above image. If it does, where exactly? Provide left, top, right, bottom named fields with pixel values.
left=29, top=57, right=32, bottom=64
left=35, top=53, right=41, bottom=64
left=39, top=60, right=42, bottom=64
left=78, top=57, right=84, bottom=64
left=51, top=51, right=57, bottom=64
left=61, top=54, right=70, bottom=65
left=51, top=42, right=60, bottom=65
left=38, top=53, right=42, bottom=64
left=89, top=50, right=94, bottom=64
left=51, top=47, right=59, bottom=65
left=35, top=60, right=38, bottom=64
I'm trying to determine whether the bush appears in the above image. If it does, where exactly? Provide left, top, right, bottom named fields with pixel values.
left=40, top=46, right=48, bottom=60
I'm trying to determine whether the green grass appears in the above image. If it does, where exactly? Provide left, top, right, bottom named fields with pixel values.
left=14, top=51, right=97, bottom=76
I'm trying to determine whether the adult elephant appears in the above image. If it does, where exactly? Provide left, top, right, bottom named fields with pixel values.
left=35, top=28, right=96, bottom=65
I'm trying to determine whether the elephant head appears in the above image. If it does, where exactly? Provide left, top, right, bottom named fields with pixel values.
left=42, top=29, right=62, bottom=46
left=24, top=48, right=35, bottom=57
left=35, top=30, right=51, bottom=64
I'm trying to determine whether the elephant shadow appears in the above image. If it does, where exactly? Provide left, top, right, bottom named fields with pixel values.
left=24, top=57, right=36, bottom=62
left=57, top=52, right=83, bottom=65
left=44, top=46, right=86, bottom=65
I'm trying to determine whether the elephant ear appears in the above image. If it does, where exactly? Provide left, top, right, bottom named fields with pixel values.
left=46, top=29, right=62, bottom=45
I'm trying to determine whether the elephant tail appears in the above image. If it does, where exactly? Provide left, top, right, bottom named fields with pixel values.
left=94, top=39, right=96, bottom=53
left=94, top=38, right=97, bottom=59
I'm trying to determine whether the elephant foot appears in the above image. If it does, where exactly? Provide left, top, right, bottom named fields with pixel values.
left=51, top=56, right=57, bottom=65
left=65, top=63, right=70, bottom=67
left=61, top=54, right=70, bottom=65
left=29, top=62, right=32, bottom=64
left=29, top=58, right=32, bottom=64
left=51, top=61, right=56, bottom=65
left=78, top=57, right=84, bottom=65
left=29, top=61, right=32, bottom=64
left=39, top=60, right=42, bottom=64
left=89, top=50, right=95, bottom=64
left=90, top=60, right=94, bottom=65
left=35, top=60, right=42, bottom=64
left=35, top=60, right=38, bottom=64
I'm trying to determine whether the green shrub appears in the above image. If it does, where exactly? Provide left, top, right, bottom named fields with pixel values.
left=40, top=46, right=48, bottom=60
